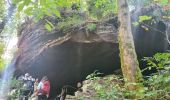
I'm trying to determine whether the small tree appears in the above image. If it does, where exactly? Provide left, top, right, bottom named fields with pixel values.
left=118, top=0, right=143, bottom=91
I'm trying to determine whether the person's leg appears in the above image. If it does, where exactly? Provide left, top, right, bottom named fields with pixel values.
left=38, top=95, right=47, bottom=100
left=23, top=90, right=28, bottom=100
left=19, top=90, right=24, bottom=100
left=25, top=96, right=28, bottom=100
left=56, top=96, right=60, bottom=100
left=25, top=90, right=31, bottom=100
left=42, top=95, right=47, bottom=100
left=38, top=95, right=42, bottom=100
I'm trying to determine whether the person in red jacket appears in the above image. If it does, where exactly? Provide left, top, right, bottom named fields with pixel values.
left=37, top=76, right=50, bottom=100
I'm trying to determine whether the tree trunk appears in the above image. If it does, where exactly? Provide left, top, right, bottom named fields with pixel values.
left=118, top=0, right=143, bottom=91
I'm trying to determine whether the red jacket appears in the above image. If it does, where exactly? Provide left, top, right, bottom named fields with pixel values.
left=38, top=80, right=50, bottom=96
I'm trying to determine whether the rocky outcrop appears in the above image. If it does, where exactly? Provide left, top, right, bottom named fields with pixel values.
left=14, top=17, right=120, bottom=98
left=13, top=7, right=170, bottom=98
left=130, top=5, right=170, bottom=73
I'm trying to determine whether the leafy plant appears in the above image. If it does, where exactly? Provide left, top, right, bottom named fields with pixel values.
left=141, top=53, right=170, bottom=99
left=87, top=0, right=117, bottom=20
left=0, top=0, right=5, bottom=21
left=57, top=15, right=84, bottom=30
left=155, top=0, right=169, bottom=6
left=132, top=15, right=152, bottom=27
left=86, top=70, right=103, bottom=80
left=45, top=19, right=54, bottom=32
left=79, top=53, right=170, bottom=100
left=86, top=23, right=96, bottom=31
left=12, top=0, right=119, bottom=31
left=142, top=53, right=170, bottom=73
left=139, top=16, right=152, bottom=23
left=79, top=74, right=124, bottom=100
left=7, top=78, right=23, bottom=100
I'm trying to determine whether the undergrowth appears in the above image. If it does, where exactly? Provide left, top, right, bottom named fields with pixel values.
left=78, top=53, right=170, bottom=100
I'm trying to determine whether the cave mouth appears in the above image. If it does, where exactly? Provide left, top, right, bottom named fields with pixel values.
left=14, top=41, right=120, bottom=98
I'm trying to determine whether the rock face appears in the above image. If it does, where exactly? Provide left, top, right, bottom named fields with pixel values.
left=130, top=5, right=170, bottom=73
left=13, top=11, right=170, bottom=98
left=14, top=17, right=120, bottom=97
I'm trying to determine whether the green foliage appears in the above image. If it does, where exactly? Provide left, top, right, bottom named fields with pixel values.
left=7, top=78, right=23, bottom=100
left=86, top=70, right=103, bottom=80
left=0, top=78, right=23, bottom=99
left=87, top=0, right=117, bottom=19
left=45, top=23, right=52, bottom=32
left=86, top=23, right=96, bottom=31
left=143, top=71, right=170, bottom=99
left=0, top=78, right=23, bottom=100
left=154, top=0, right=169, bottom=5
left=139, top=16, right=152, bottom=22
left=142, top=53, right=170, bottom=99
left=79, top=53, right=170, bottom=99
left=13, top=0, right=79, bottom=19
left=129, top=0, right=170, bottom=9
left=0, top=0, right=5, bottom=21
left=45, top=19, right=54, bottom=32
left=132, top=22, right=139, bottom=26
left=13, top=0, right=118, bottom=20
left=13, top=0, right=118, bottom=31
left=57, top=15, right=84, bottom=30
left=133, top=16, right=152, bottom=28
left=144, top=53, right=170, bottom=100
left=92, top=77, right=123, bottom=100
left=10, top=78, right=23, bottom=89
left=79, top=75, right=124, bottom=100
left=142, top=53, right=170, bottom=72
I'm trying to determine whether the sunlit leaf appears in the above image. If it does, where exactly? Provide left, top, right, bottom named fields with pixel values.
left=45, top=19, right=54, bottom=28
left=24, top=6, right=34, bottom=15
left=24, top=0, right=31, bottom=6
left=45, top=23, right=52, bottom=31
left=12, top=0, right=21, bottom=4
left=54, top=10, right=61, bottom=17
left=132, top=22, right=139, bottom=26
left=40, top=0, right=46, bottom=5
left=18, top=3, right=25, bottom=11
left=139, top=16, right=152, bottom=22
left=160, top=0, right=168, bottom=5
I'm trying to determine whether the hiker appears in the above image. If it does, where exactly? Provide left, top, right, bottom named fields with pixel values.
left=34, top=78, right=39, bottom=92
left=20, top=73, right=34, bottom=100
left=29, top=75, right=35, bottom=95
left=37, top=76, right=50, bottom=100
left=30, top=78, right=39, bottom=100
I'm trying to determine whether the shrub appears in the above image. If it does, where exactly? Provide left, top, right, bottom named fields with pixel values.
left=78, top=53, right=170, bottom=100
